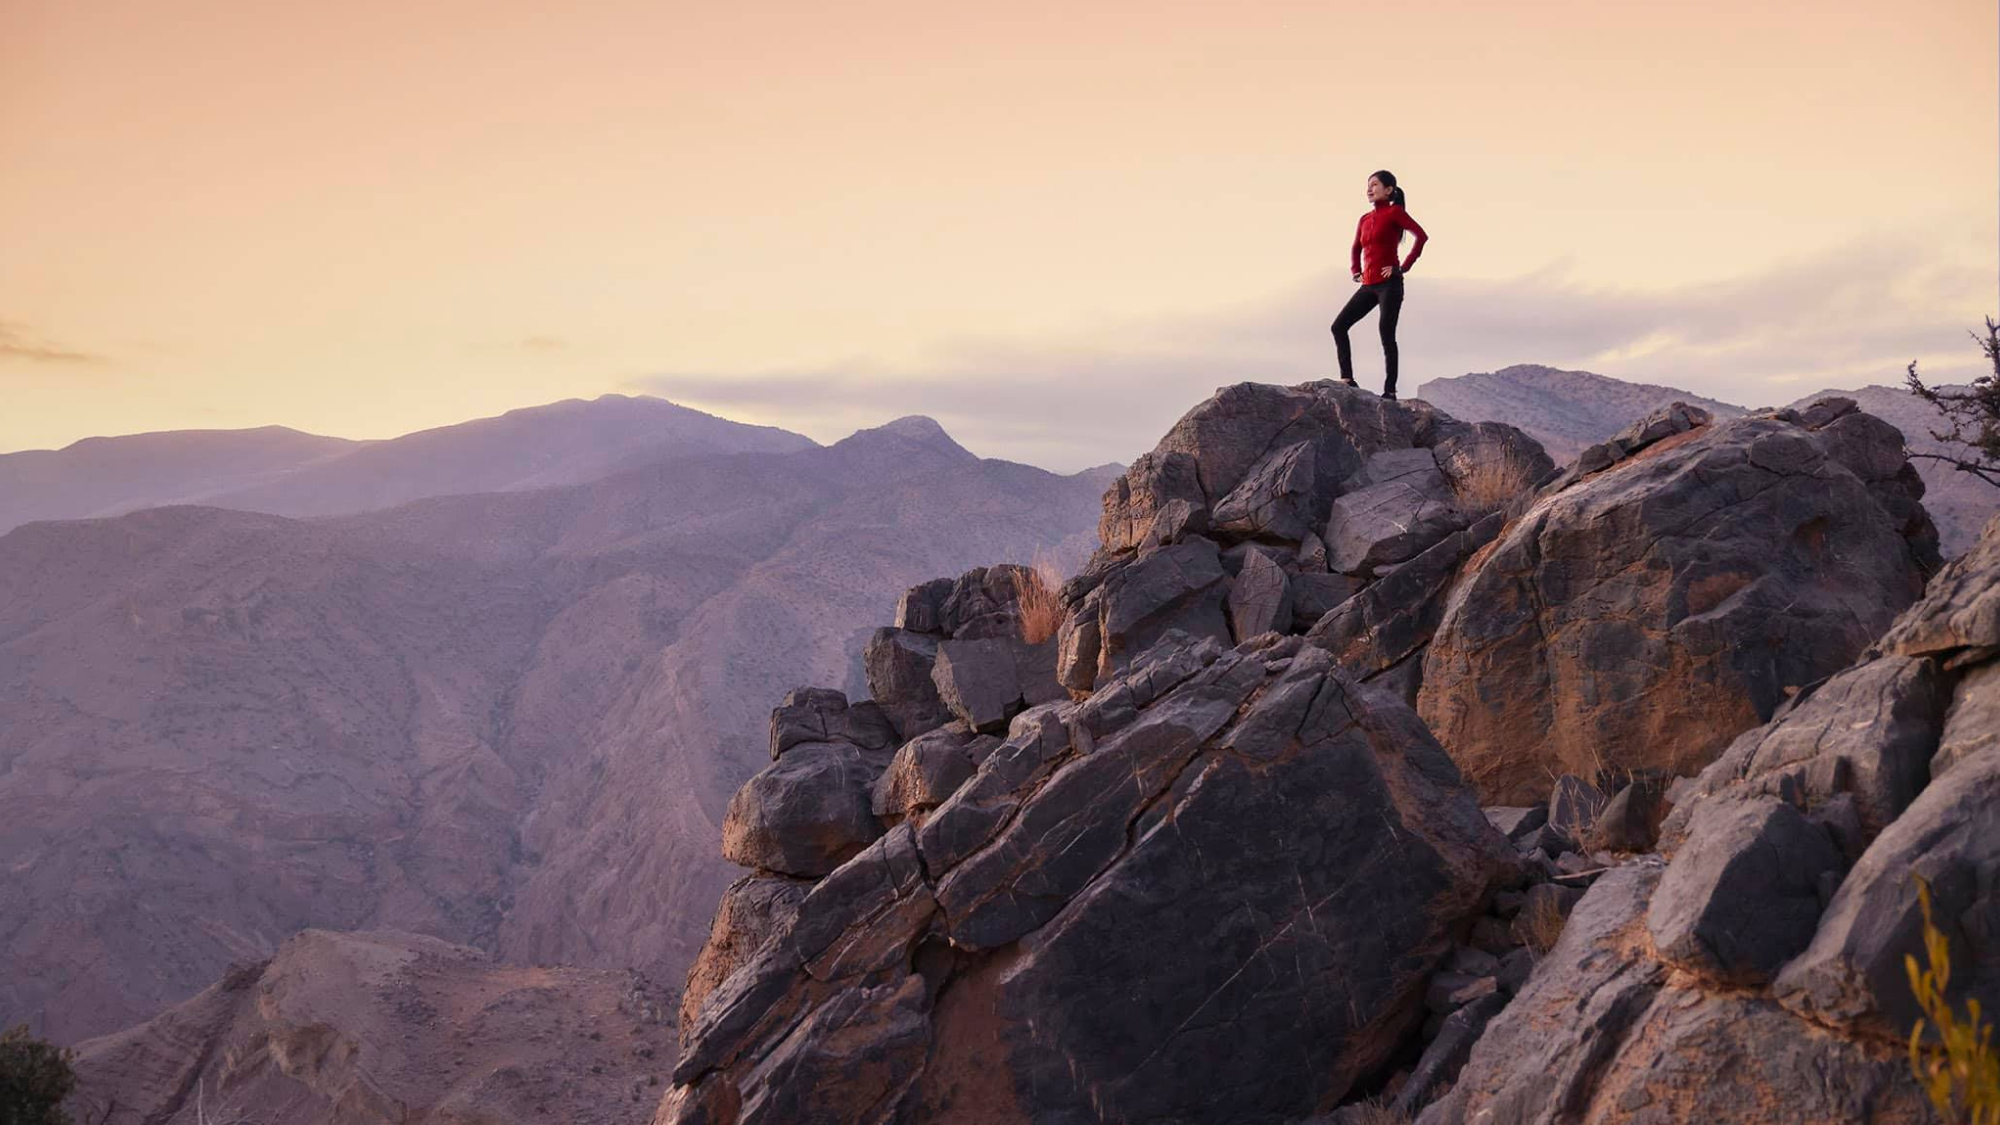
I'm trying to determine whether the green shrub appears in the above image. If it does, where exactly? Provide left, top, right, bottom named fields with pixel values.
left=0, top=1023, right=76, bottom=1125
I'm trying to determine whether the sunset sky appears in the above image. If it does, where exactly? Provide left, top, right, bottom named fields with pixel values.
left=5, top=0, right=1996, bottom=469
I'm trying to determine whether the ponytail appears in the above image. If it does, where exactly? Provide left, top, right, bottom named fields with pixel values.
left=1371, top=168, right=1406, bottom=208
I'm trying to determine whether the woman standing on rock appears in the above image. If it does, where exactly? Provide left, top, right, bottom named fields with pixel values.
left=1333, top=170, right=1428, bottom=401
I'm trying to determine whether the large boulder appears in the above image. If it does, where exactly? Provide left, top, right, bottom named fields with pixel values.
left=664, top=637, right=1517, bottom=1124
left=1419, top=400, right=1939, bottom=805
left=719, top=741, right=889, bottom=878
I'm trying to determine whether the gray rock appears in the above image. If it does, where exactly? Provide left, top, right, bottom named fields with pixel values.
left=1647, top=796, right=1842, bottom=985
left=769, top=687, right=856, bottom=759
left=1097, top=449, right=1207, bottom=556
left=1225, top=545, right=1293, bottom=641
left=862, top=627, right=952, bottom=742
left=938, top=565, right=1030, bottom=639
left=931, top=637, right=1024, bottom=734
left=1659, top=653, right=1950, bottom=845
left=1211, top=440, right=1320, bottom=543
left=1775, top=740, right=2000, bottom=1033
left=1419, top=864, right=1669, bottom=1125
left=721, top=741, right=887, bottom=878
left=1290, top=571, right=1365, bottom=622
left=1054, top=587, right=1104, bottom=693
left=1392, top=990, right=1508, bottom=1118
left=1324, top=463, right=1470, bottom=576
left=870, top=724, right=1000, bottom=824
left=1303, top=512, right=1505, bottom=685
left=1093, top=536, right=1231, bottom=679
left=894, top=577, right=956, bottom=634
left=1483, top=806, right=1547, bottom=841
left=1936, top=662, right=2000, bottom=777
left=1299, top=530, right=1330, bottom=571
left=1874, top=508, right=2000, bottom=660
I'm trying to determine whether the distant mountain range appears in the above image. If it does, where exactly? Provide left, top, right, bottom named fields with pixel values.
left=0, top=394, right=812, bottom=533
left=0, top=410, right=1107, bottom=1043
left=1419, top=364, right=1996, bottom=556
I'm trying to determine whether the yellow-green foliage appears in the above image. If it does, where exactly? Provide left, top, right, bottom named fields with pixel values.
left=1906, top=876, right=2000, bottom=1124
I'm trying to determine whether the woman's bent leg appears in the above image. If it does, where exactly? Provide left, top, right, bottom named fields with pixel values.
left=1377, top=278, right=1405, bottom=395
left=1331, top=287, right=1379, bottom=383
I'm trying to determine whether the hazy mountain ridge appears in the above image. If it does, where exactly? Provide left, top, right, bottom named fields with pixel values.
left=0, top=394, right=814, bottom=532
left=0, top=417, right=1104, bottom=1043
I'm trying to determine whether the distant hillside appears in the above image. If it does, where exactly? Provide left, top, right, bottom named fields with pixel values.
left=0, top=425, right=357, bottom=532
left=0, top=394, right=813, bottom=531
left=1418, top=364, right=1996, bottom=556
left=1417, top=364, right=1747, bottom=463
left=0, top=416, right=1104, bottom=1043
left=68, top=929, right=674, bottom=1125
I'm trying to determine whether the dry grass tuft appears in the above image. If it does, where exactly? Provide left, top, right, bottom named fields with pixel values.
left=1447, top=452, right=1540, bottom=515
left=1522, top=892, right=1569, bottom=957
left=1012, top=553, right=1067, bottom=646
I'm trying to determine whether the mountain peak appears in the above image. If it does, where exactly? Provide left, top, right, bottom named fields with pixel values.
left=873, top=415, right=954, bottom=442
left=836, top=415, right=976, bottom=462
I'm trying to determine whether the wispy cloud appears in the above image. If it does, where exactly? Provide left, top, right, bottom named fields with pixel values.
left=631, top=224, right=1998, bottom=472
left=0, top=321, right=107, bottom=365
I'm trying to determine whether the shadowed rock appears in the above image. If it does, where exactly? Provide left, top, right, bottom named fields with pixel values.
left=1418, top=863, right=1926, bottom=1125
left=1647, top=797, right=1842, bottom=985
left=862, top=628, right=953, bottom=742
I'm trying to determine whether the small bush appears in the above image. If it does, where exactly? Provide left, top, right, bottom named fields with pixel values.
left=1906, top=875, right=2000, bottom=1124
left=1011, top=555, right=1066, bottom=646
left=1446, top=452, right=1539, bottom=515
left=0, top=1023, right=76, bottom=1125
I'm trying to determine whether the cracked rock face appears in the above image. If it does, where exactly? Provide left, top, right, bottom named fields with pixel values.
left=663, top=634, right=1516, bottom=1125
left=1417, top=512, right=2000, bottom=1125
left=1418, top=399, right=1940, bottom=805
left=1418, top=862, right=1929, bottom=1125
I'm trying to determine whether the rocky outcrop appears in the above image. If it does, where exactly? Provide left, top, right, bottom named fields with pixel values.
left=1066, top=381, right=1553, bottom=703
left=665, top=627, right=1517, bottom=1123
left=1419, top=399, right=1940, bottom=805
left=1414, top=511, right=2000, bottom=1124
left=1418, top=863, right=1929, bottom=1125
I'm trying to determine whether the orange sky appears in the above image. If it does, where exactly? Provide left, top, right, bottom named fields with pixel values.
left=4, top=0, right=1996, bottom=467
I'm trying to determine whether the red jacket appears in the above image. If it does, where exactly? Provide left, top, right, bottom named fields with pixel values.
left=1351, top=201, right=1428, bottom=282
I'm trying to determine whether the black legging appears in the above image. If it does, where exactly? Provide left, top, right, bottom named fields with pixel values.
left=1331, top=267, right=1403, bottom=393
